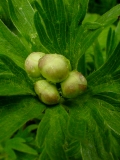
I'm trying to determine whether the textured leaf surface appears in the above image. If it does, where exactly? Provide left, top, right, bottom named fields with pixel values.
left=36, top=105, right=68, bottom=160
left=71, top=4, right=120, bottom=68
left=106, top=28, right=117, bottom=58
left=73, top=24, right=103, bottom=69
left=87, top=42, right=120, bottom=85
left=0, top=55, right=34, bottom=96
left=0, top=96, right=46, bottom=142
left=73, top=3, right=120, bottom=67
left=67, top=94, right=120, bottom=159
left=6, top=137, right=37, bottom=155
left=93, top=39, right=104, bottom=69
left=66, top=39, right=120, bottom=158
left=96, top=4, right=120, bottom=25
left=1, top=1, right=120, bottom=160
left=34, top=1, right=120, bottom=69
left=8, top=0, right=41, bottom=51
left=34, top=0, right=88, bottom=60
left=38, top=148, right=50, bottom=160
left=0, top=20, right=28, bottom=69
left=34, top=0, right=68, bottom=53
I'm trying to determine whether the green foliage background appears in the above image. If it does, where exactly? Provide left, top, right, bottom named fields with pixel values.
left=0, top=0, right=120, bottom=159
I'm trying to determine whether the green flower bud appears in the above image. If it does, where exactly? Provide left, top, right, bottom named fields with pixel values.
left=25, top=52, right=45, bottom=78
left=38, top=54, right=71, bottom=83
left=61, top=71, right=87, bottom=98
left=34, top=80, right=60, bottom=105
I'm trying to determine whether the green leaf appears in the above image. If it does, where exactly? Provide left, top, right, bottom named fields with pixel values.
left=0, top=96, right=46, bottom=142
left=94, top=99, right=120, bottom=135
left=71, top=22, right=103, bottom=69
left=67, top=96, right=120, bottom=160
left=39, top=148, right=50, bottom=160
left=67, top=0, right=88, bottom=35
left=110, top=131, right=120, bottom=159
left=34, top=1, right=120, bottom=70
left=8, top=0, right=41, bottom=51
left=72, top=4, right=120, bottom=68
left=115, top=21, right=120, bottom=43
left=112, top=69, right=120, bottom=81
left=34, top=0, right=68, bottom=54
left=0, top=0, right=10, bottom=22
left=34, top=11, right=55, bottom=53
left=77, top=54, right=86, bottom=76
left=106, top=28, right=118, bottom=59
left=0, top=55, right=34, bottom=96
left=6, top=137, right=38, bottom=155
left=89, top=81, right=120, bottom=96
left=96, top=4, right=120, bottom=26
left=66, top=139, right=81, bottom=158
left=0, top=74, right=33, bottom=96
left=67, top=97, right=89, bottom=139
left=93, top=39, right=104, bottom=69
left=34, top=0, right=89, bottom=66
left=74, top=0, right=89, bottom=25
left=0, top=20, right=28, bottom=69
left=94, top=93, right=120, bottom=112
left=87, top=42, right=120, bottom=86
left=16, top=124, right=38, bottom=139
left=0, top=55, right=30, bottom=80
left=4, top=147, right=17, bottom=160
left=0, top=61, right=10, bottom=73
left=36, top=105, right=68, bottom=160
left=1, top=2, right=120, bottom=160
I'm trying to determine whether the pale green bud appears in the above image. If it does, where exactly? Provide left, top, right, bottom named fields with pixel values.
left=34, top=80, right=60, bottom=105
left=25, top=52, right=45, bottom=78
left=61, top=71, right=87, bottom=98
left=38, top=54, right=71, bottom=83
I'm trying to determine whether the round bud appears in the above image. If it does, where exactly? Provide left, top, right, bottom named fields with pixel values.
left=25, top=52, right=45, bottom=78
left=38, top=54, right=71, bottom=83
left=34, top=80, right=60, bottom=105
left=61, top=71, right=87, bottom=98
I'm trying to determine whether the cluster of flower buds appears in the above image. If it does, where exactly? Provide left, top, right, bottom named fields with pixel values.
left=25, top=52, right=87, bottom=105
